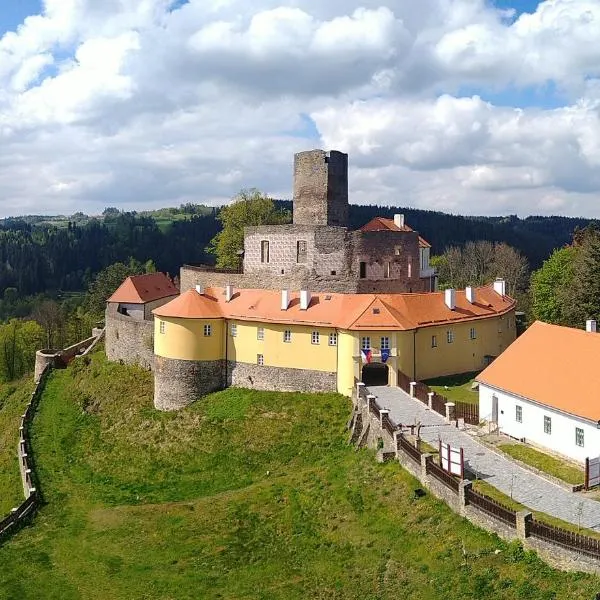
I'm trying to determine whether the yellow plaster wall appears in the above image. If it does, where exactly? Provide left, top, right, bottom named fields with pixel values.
left=414, top=311, right=516, bottom=380
left=154, top=317, right=224, bottom=360
left=336, top=331, right=356, bottom=397
left=226, top=321, right=338, bottom=372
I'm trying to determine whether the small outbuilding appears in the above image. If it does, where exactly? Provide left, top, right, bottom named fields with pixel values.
left=477, top=320, right=600, bottom=463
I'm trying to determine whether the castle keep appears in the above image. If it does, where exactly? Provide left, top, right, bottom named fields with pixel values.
left=180, top=149, right=436, bottom=295
left=105, top=150, right=517, bottom=411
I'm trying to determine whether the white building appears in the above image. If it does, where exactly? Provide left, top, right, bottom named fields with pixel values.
left=477, top=320, right=600, bottom=464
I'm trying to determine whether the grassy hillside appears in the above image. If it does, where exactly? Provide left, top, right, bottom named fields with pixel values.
left=0, top=377, right=35, bottom=514
left=0, top=352, right=598, bottom=599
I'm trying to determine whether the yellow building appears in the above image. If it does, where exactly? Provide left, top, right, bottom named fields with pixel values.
left=151, top=281, right=516, bottom=410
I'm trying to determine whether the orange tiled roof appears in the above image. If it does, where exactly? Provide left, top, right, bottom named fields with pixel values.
left=359, top=217, right=431, bottom=248
left=153, top=285, right=514, bottom=331
left=108, top=273, right=178, bottom=304
left=477, top=321, right=600, bottom=422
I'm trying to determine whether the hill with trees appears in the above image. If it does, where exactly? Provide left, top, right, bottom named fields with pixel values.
left=0, top=350, right=598, bottom=598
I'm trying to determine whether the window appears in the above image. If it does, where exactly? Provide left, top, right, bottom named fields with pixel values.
left=384, top=261, right=391, bottom=279
left=359, top=262, right=366, bottom=279
left=230, top=324, right=237, bottom=337
left=515, top=405, right=522, bottom=423
left=311, top=331, right=320, bottom=345
left=257, top=354, right=264, bottom=366
left=544, top=416, right=552, bottom=435
left=297, top=240, right=307, bottom=263
left=394, top=247, right=401, bottom=256
left=470, top=327, right=477, bottom=340
left=260, top=240, right=270, bottom=263
left=328, top=332, right=337, bottom=346
left=361, top=337, right=371, bottom=350
left=159, top=321, right=165, bottom=334
left=203, top=324, right=212, bottom=337
left=257, top=327, right=265, bottom=340
left=576, top=427, right=585, bottom=447
left=431, top=335, right=437, bottom=348
left=283, top=330, right=291, bottom=343
left=408, top=256, right=412, bottom=278
left=446, top=330, right=454, bottom=344
left=380, top=337, right=390, bottom=350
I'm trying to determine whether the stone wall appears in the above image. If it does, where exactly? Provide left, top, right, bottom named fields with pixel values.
left=105, top=304, right=154, bottom=370
left=293, top=150, right=348, bottom=227
left=154, top=356, right=225, bottom=410
left=182, top=226, right=427, bottom=295
left=227, top=361, right=337, bottom=393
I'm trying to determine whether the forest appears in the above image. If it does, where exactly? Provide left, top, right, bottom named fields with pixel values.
left=0, top=196, right=594, bottom=383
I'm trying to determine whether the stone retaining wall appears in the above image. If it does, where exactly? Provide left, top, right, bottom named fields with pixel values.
left=227, top=361, right=337, bottom=394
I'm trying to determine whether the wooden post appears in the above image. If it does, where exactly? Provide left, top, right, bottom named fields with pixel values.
left=585, top=456, right=590, bottom=490
left=410, top=382, right=416, bottom=398
left=427, top=391, right=434, bottom=409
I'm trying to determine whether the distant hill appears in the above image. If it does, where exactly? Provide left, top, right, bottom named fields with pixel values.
left=0, top=202, right=591, bottom=303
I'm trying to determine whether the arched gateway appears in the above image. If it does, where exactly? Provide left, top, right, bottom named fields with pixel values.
left=361, top=363, right=389, bottom=387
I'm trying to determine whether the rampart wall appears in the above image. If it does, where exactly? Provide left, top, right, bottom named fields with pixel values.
left=105, top=304, right=154, bottom=370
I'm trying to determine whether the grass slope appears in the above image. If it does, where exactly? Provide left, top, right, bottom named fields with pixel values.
left=0, top=377, right=35, bottom=515
left=423, top=372, right=479, bottom=405
left=0, top=352, right=598, bottom=599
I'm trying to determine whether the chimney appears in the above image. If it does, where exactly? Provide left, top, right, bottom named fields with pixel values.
left=281, top=290, right=290, bottom=311
left=195, top=284, right=204, bottom=295
left=300, top=290, right=311, bottom=310
left=393, top=214, right=405, bottom=229
left=225, top=285, right=233, bottom=302
left=445, top=288, right=456, bottom=310
left=493, top=278, right=506, bottom=297
left=465, top=286, right=475, bottom=304
left=587, top=319, right=597, bottom=333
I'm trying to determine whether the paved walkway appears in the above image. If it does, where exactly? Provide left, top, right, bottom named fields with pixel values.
left=370, top=385, right=600, bottom=531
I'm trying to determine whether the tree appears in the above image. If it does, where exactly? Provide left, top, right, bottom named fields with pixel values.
left=207, top=189, right=291, bottom=269
left=530, top=247, right=576, bottom=325
left=0, top=319, right=44, bottom=381
left=33, top=299, right=65, bottom=350
left=491, top=243, right=529, bottom=298
left=562, top=230, right=600, bottom=327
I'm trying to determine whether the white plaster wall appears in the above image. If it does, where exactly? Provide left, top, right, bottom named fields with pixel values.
left=479, top=383, right=600, bottom=463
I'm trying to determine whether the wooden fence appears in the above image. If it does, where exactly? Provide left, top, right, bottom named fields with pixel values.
left=465, top=487, right=517, bottom=528
left=426, top=456, right=460, bottom=493
left=397, top=434, right=422, bottom=464
left=528, top=519, right=600, bottom=559
left=397, top=368, right=480, bottom=425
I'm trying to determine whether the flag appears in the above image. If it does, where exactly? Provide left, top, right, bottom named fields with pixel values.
left=381, top=349, right=390, bottom=363
left=361, top=349, right=372, bottom=363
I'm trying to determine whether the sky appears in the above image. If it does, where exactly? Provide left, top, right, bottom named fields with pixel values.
left=1, top=1, right=600, bottom=218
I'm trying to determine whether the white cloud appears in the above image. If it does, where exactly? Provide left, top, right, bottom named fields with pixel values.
left=1, top=0, right=600, bottom=218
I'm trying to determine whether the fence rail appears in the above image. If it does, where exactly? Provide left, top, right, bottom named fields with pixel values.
left=397, top=434, right=422, bottom=464
left=381, top=413, right=397, bottom=437
left=414, top=382, right=430, bottom=404
left=466, top=488, right=517, bottom=527
left=431, top=392, right=447, bottom=415
left=397, top=370, right=411, bottom=394
left=426, top=457, right=460, bottom=493
left=529, top=519, right=600, bottom=559
left=454, top=401, right=480, bottom=425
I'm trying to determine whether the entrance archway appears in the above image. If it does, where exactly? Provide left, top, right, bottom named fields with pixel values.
left=362, top=363, right=389, bottom=386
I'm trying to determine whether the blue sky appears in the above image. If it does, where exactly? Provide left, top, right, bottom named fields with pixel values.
left=1, top=0, right=41, bottom=33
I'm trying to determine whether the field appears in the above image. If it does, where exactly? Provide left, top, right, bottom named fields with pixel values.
left=423, top=372, right=480, bottom=404
left=0, top=352, right=599, bottom=599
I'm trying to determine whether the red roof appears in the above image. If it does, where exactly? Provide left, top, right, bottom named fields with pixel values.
left=359, top=217, right=431, bottom=248
left=108, top=273, right=179, bottom=304
left=153, top=285, right=514, bottom=330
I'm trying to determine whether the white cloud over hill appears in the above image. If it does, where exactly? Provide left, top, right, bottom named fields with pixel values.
left=1, top=0, right=600, bottom=216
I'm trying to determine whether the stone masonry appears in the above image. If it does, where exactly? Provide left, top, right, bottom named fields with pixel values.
left=105, top=304, right=155, bottom=370
left=226, top=361, right=337, bottom=394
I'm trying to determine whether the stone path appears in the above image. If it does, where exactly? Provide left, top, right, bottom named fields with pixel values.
left=370, top=385, right=600, bottom=531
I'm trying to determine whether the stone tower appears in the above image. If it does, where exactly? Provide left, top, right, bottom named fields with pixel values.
left=293, top=149, right=349, bottom=227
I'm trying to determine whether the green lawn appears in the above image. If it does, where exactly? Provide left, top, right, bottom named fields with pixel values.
left=0, top=377, right=35, bottom=515
left=423, top=372, right=480, bottom=405
left=497, top=444, right=584, bottom=486
left=0, top=352, right=599, bottom=598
